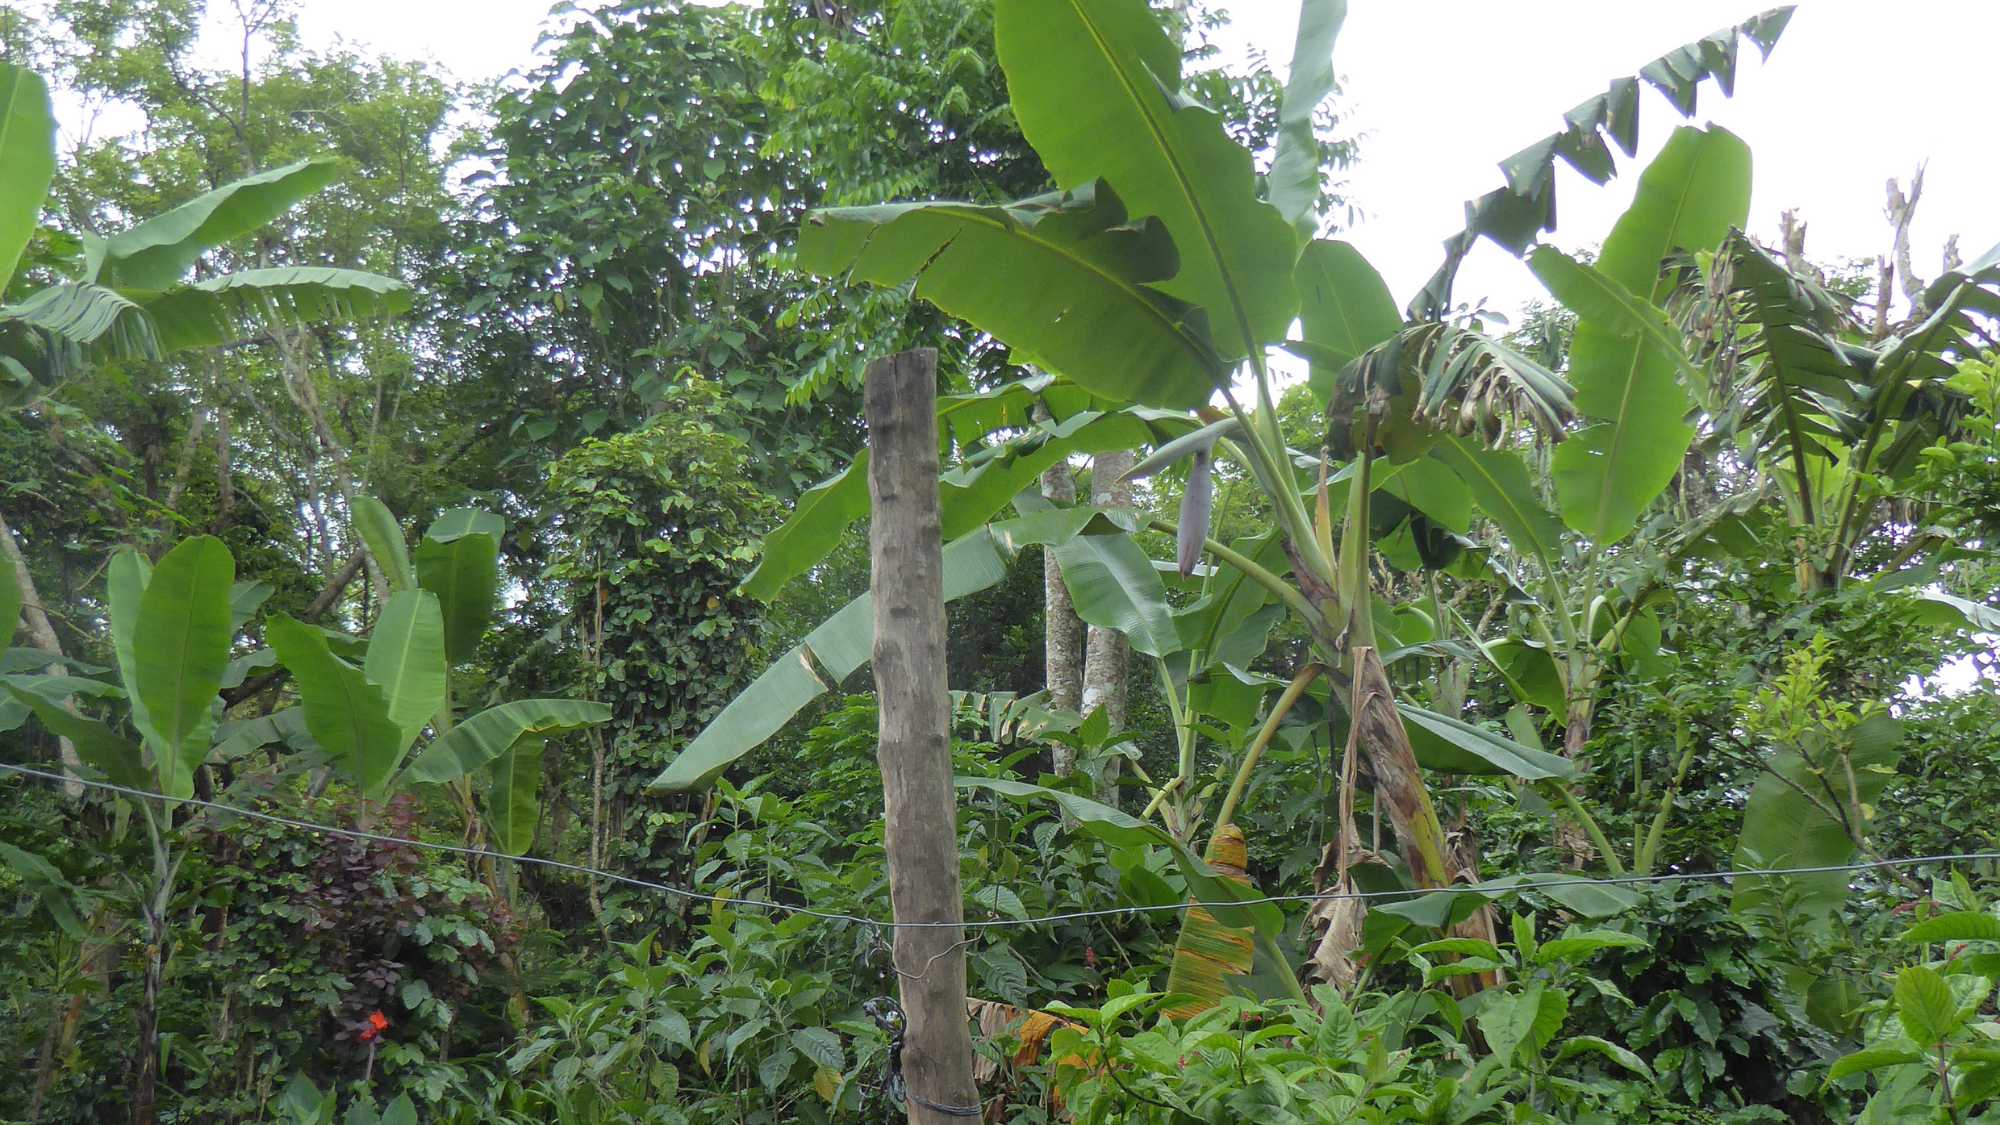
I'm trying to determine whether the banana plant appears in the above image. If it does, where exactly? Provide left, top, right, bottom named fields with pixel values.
left=672, top=0, right=1787, bottom=861
left=1, top=535, right=244, bottom=1122
left=651, top=0, right=1798, bottom=1011
left=0, top=63, right=410, bottom=404
left=267, top=504, right=609, bottom=855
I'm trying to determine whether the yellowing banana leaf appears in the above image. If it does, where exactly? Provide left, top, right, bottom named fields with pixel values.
left=1163, top=825, right=1256, bottom=1017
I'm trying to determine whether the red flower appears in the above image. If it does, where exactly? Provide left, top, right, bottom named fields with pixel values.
left=1084, top=947, right=1096, bottom=970
left=358, top=1009, right=389, bottom=1042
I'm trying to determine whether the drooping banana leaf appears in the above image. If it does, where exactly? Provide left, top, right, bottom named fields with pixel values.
left=136, top=267, right=413, bottom=352
left=1709, top=232, right=1871, bottom=524
left=2, top=283, right=160, bottom=361
left=2, top=683, right=151, bottom=791
left=93, top=158, right=342, bottom=289
left=401, top=698, right=610, bottom=786
left=652, top=507, right=1143, bottom=791
left=1431, top=436, right=1563, bottom=564
left=799, top=180, right=1223, bottom=411
left=995, top=0, right=1299, bottom=361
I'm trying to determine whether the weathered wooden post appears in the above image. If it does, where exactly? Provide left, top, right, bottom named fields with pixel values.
left=866, top=348, right=981, bottom=1123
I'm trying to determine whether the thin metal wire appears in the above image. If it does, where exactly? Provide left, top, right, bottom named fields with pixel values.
left=5, top=761, right=1997, bottom=932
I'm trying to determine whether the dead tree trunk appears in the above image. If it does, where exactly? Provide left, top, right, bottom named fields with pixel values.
left=867, top=349, right=980, bottom=1125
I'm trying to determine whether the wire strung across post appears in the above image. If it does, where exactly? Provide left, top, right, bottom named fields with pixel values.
left=5, top=762, right=2000, bottom=932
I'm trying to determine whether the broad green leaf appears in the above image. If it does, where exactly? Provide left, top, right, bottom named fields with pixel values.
left=1554, top=1035, right=1652, bottom=1079
left=1894, top=965, right=1959, bottom=1043
left=652, top=510, right=1115, bottom=791
left=213, top=707, right=315, bottom=761
left=1398, top=704, right=1574, bottom=779
left=415, top=532, right=499, bottom=664
left=228, top=580, right=273, bottom=634
left=957, top=776, right=1286, bottom=941
left=1440, top=438, right=1560, bottom=560
left=107, top=548, right=155, bottom=740
left=0, top=63, right=56, bottom=290
left=1268, top=0, right=1347, bottom=230
left=1382, top=456, right=1472, bottom=536
left=1295, top=240, right=1401, bottom=405
left=1526, top=245, right=1710, bottom=401
left=96, top=158, right=342, bottom=289
left=2, top=683, right=150, bottom=791
left=1409, top=937, right=1503, bottom=961
left=1827, top=1045, right=1924, bottom=1080
left=1052, top=526, right=1180, bottom=658
left=0, top=552, right=19, bottom=646
left=943, top=412, right=1153, bottom=540
left=351, top=496, right=414, bottom=594
left=1550, top=126, right=1749, bottom=543
left=1380, top=872, right=1641, bottom=929
left=1732, top=712, right=1902, bottom=924
left=1910, top=591, right=2000, bottom=636
left=267, top=613, right=404, bottom=798
left=740, top=455, right=870, bottom=601
left=1480, top=982, right=1547, bottom=1064
left=0, top=841, right=88, bottom=941
left=403, top=698, right=610, bottom=785
left=424, top=507, right=505, bottom=544
left=745, top=410, right=1155, bottom=602
left=482, top=739, right=545, bottom=857
left=799, top=181, right=1222, bottom=409
left=997, top=0, right=1299, bottom=359
left=1537, top=930, right=1650, bottom=963
left=132, top=536, right=234, bottom=798
left=1901, top=911, right=2000, bottom=943
left=364, top=591, right=447, bottom=751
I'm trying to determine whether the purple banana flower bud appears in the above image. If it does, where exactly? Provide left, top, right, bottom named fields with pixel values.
left=1177, top=449, right=1213, bottom=579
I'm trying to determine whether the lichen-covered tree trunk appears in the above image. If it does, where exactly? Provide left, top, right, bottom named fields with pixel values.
left=1081, top=449, right=1133, bottom=800
left=1037, top=403, right=1084, bottom=763
left=0, top=506, right=82, bottom=797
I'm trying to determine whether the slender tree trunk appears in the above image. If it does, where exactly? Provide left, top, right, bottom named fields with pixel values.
left=131, top=816, right=177, bottom=1125
left=0, top=507, right=82, bottom=797
left=1081, top=450, right=1133, bottom=801
left=212, top=397, right=234, bottom=532
left=1036, top=408, right=1084, bottom=732
left=867, top=349, right=979, bottom=1125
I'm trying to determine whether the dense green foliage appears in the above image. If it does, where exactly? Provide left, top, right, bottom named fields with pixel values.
left=1, top=1, right=1997, bottom=1124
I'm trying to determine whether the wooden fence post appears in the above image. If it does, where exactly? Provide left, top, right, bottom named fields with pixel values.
left=867, top=348, right=981, bottom=1123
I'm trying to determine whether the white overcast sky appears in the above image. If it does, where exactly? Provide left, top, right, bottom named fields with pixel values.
left=193, top=0, right=1992, bottom=322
